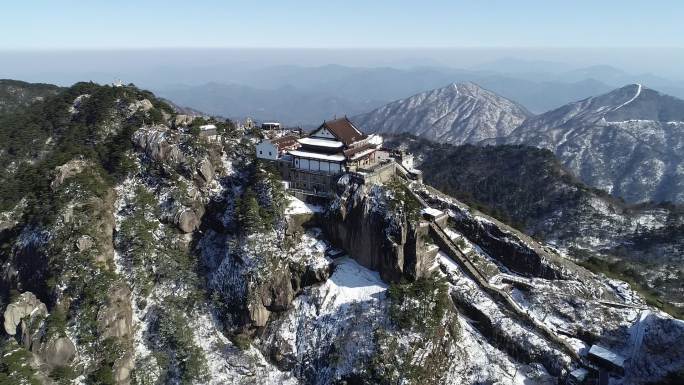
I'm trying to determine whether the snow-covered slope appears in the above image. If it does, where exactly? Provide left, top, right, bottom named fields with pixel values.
left=354, top=82, right=531, bottom=145
left=385, top=134, right=684, bottom=318
left=498, top=84, right=684, bottom=203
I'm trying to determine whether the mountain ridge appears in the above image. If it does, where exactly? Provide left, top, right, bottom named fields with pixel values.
left=357, top=80, right=684, bottom=204
left=497, top=83, right=684, bottom=203
left=0, top=79, right=62, bottom=114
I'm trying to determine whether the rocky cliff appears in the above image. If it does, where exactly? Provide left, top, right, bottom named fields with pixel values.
left=322, top=177, right=436, bottom=282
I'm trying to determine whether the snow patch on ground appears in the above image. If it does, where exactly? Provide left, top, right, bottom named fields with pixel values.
left=319, top=257, right=388, bottom=310
left=191, top=310, right=298, bottom=385
left=262, top=257, right=388, bottom=383
left=285, top=195, right=323, bottom=215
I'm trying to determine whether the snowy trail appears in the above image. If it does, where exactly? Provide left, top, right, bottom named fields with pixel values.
left=613, top=83, right=642, bottom=111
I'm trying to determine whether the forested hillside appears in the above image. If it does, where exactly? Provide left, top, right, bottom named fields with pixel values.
left=0, top=79, right=62, bottom=114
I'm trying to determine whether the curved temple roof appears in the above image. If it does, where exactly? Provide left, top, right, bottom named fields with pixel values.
left=298, top=137, right=344, bottom=148
left=289, top=150, right=346, bottom=162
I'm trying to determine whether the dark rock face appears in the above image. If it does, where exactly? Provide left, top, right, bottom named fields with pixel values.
left=290, top=262, right=331, bottom=293
left=197, top=158, right=215, bottom=184
left=323, top=183, right=433, bottom=282
left=260, top=270, right=295, bottom=313
left=419, top=188, right=580, bottom=282
left=449, top=210, right=565, bottom=280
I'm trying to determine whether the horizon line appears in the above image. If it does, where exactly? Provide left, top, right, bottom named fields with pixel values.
left=2, top=45, right=684, bottom=52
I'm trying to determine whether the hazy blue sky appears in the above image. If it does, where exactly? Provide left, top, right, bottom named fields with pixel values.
left=3, top=1, right=683, bottom=49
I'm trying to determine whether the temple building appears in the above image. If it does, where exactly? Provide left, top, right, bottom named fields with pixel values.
left=256, top=117, right=408, bottom=198
left=290, top=117, right=382, bottom=172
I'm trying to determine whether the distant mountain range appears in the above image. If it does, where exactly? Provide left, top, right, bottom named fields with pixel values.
left=354, top=82, right=530, bottom=144
left=155, top=82, right=383, bottom=126
left=154, top=64, right=656, bottom=125
left=360, top=82, right=684, bottom=205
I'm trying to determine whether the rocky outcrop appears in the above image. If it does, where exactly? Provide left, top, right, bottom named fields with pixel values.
left=3, top=292, right=47, bottom=336
left=133, top=125, right=184, bottom=164
left=113, top=351, right=135, bottom=385
left=324, top=181, right=434, bottom=282
left=247, top=269, right=299, bottom=327
left=96, top=283, right=133, bottom=385
left=42, top=337, right=77, bottom=368
left=97, top=283, right=133, bottom=340
left=260, top=270, right=295, bottom=313
left=197, top=157, right=215, bottom=184
left=128, top=98, right=154, bottom=114
left=76, top=234, right=93, bottom=251
left=51, top=159, right=91, bottom=190
left=174, top=208, right=200, bottom=233
left=248, top=298, right=271, bottom=328
left=3, top=292, right=78, bottom=374
left=290, top=263, right=331, bottom=292
left=174, top=114, right=195, bottom=127
left=91, top=190, right=117, bottom=264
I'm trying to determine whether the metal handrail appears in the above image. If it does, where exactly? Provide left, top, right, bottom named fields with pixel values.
left=287, top=188, right=330, bottom=198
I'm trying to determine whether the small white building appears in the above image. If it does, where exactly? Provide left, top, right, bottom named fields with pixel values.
left=256, top=139, right=279, bottom=160
left=256, top=135, right=300, bottom=160
left=261, top=122, right=281, bottom=130
left=199, top=124, right=220, bottom=142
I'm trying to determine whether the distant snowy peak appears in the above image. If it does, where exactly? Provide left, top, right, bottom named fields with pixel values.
left=354, top=82, right=531, bottom=145
left=502, top=84, right=684, bottom=204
